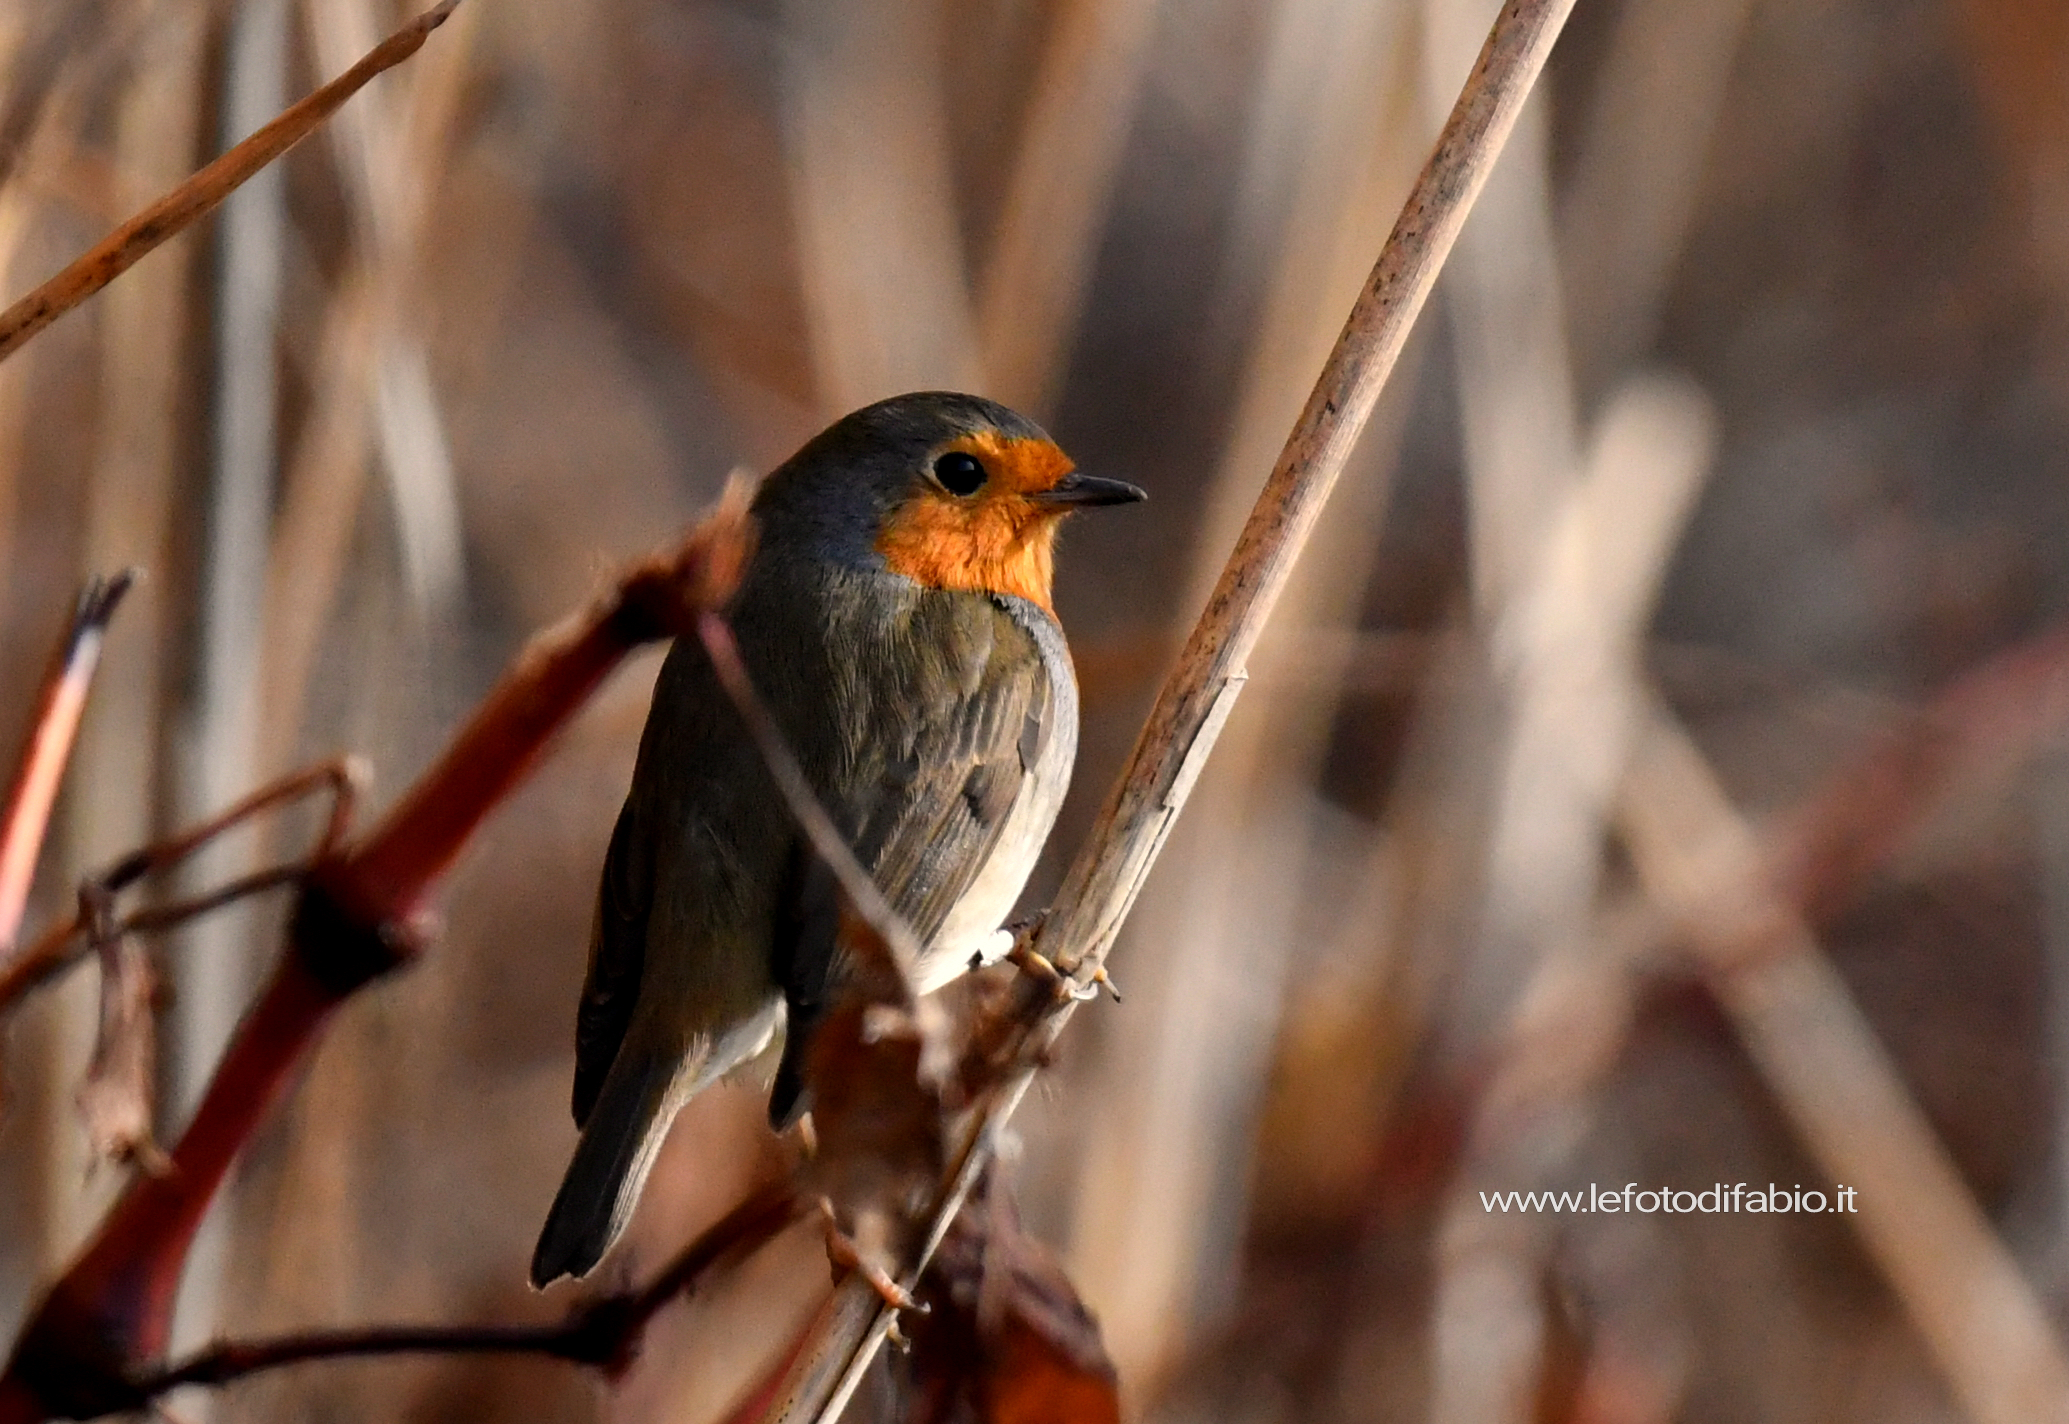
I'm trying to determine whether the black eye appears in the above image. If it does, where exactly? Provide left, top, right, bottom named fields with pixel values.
left=933, top=451, right=988, bottom=496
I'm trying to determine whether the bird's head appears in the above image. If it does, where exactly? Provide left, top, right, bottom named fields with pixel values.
left=754, top=392, right=1146, bottom=613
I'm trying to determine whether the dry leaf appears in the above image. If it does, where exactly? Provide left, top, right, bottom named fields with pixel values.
left=906, top=1173, right=1119, bottom=1424
left=75, top=934, right=166, bottom=1173
left=798, top=903, right=952, bottom=1294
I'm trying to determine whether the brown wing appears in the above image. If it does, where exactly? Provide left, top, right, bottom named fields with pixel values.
left=858, top=632, right=1051, bottom=940
left=764, top=595, right=1055, bottom=1124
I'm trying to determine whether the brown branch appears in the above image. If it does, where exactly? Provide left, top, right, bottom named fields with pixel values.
left=111, top=1186, right=803, bottom=1407
left=0, top=486, right=754, bottom=1424
left=0, top=760, right=362, bottom=1013
left=762, top=0, right=1582, bottom=1417
left=0, top=0, right=462, bottom=366
left=0, top=572, right=133, bottom=952
left=108, top=758, right=362, bottom=890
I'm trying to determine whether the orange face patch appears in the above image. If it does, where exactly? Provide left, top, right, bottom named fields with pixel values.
left=874, top=433, right=1077, bottom=612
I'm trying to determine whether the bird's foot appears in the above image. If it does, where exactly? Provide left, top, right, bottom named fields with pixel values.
left=818, top=1198, right=925, bottom=1313
left=1005, top=940, right=1118, bottom=1003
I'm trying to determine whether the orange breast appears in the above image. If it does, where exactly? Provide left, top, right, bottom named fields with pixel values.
left=874, top=433, right=1074, bottom=613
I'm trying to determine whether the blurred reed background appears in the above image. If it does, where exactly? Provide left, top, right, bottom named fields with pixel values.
left=6, top=0, right=2069, bottom=1420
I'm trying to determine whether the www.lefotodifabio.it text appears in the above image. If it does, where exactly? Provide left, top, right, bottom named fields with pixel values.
left=1480, top=1184, right=1859, bottom=1214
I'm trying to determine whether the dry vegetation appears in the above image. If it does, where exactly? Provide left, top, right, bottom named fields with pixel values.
left=5, top=0, right=2069, bottom=1422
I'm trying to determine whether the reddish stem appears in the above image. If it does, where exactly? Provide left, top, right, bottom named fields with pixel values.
left=0, top=574, right=132, bottom=952
left=0, top=504, right=748, bottom=1421
left=132, top=1186, right=802, bottom=1398
left=5, top=957, right=342, bottom=1417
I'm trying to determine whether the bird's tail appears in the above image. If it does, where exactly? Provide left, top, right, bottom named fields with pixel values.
left=530, top=1040, right=686, bottom=1288
left=531, top=1001, right=784, bottom=1288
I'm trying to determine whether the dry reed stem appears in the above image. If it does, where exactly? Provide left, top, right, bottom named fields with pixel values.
left=307, top=0, right=473, bottom=612
left=1409, top=615, right=2069, bottom=1424
left=234, top=2, right=477, bottom=1325
left=0, top=57, right=94, bottom=599
left=0, top=211, right=28, bottom=599
left=1066, top=0, right=1425, bottom=1381
left=975, top=0, right=1162, bottom=412
left=0, top=0, right=462, bottom=365
left=1364, top=80, right=1582, bottom=1394
left=0, top=48, right=95, bottom=794
left=1557, top=0, right=1757, bottom=385
left=764, top=1, right=1581, bottom=1416
left=70, top=0, right=206, bottom=973
left=1179, top=0, right=1421, bottom=615
left=1251, top=629, right=1489, bottom=1234
left=1047, top=0, right=1575, bottom=985
left=1459, top=619, right=2069, bottom=1147
left=255, top=274, right=379, bottom=775
left=1399, top=5, right=1766, bottom=1401
left=0, top=2, right=147, bottom=197
left=0, top=6, right=77, bottom=193
left=0, top=24, right=123, bottom=1291
left=258, top=0, right=480, bottom=772
left=170, top=2, right=295, bottom=1348
left=1423, top=13, right=1576, bottom=619
left=1428, top=376, right=1712, bottom=1424
left=1430, top=36, right=1581, bottom=1026
left=61, top=12, right=209, bottom=1258
left=1620, top=699, right=2069, bottom=1424
left=781, top=0, right=983, bottom=411
left=1420, top=0, right=1732, bottom=1394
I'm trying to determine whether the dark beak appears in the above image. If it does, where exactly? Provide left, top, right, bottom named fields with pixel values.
left=1032, top=471, right=1148, bottom=508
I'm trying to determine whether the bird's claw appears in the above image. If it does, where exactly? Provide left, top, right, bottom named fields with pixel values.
left=1006, top=941, right=1073, bottom=999
left=862, top=1266, right=925, bottom=1313
left=1006, top=941, right=1119, bottom=1003
left=818, top=1198, right=927, bottom=1314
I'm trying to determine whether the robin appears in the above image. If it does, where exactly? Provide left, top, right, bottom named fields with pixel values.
left=531, top=391, right=1145, bottom=1286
